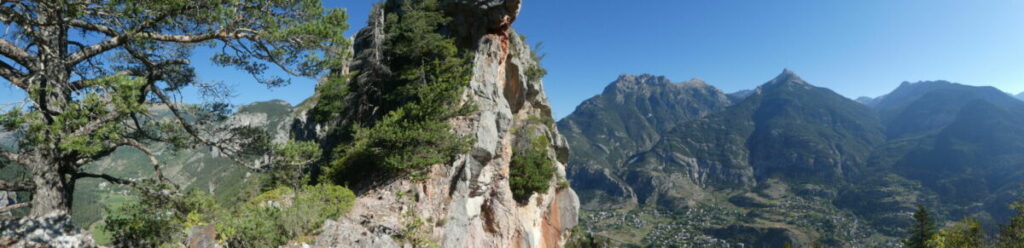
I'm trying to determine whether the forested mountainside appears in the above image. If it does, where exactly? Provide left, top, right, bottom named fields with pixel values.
left=0, top=0, right=576, bottom=247
left=561, top=70, right=1024, bottom=247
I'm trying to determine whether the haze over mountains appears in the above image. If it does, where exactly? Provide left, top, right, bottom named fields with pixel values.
left=561, top=70, right=1024, bottom=247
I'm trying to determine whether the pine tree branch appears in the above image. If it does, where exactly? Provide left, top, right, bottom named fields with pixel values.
left=68, top=111, right=121, bottom=138
left=0, top=60, right=25, bottom=89
left=0, top=180, right=34, bottom=191
left=0, top=202, right=29, bottom=212
left=148, top=85, right=264, bottom=171
left=75, top=145, right=118, bottom=167
left=64, top=11, right=172, bottom=66
left=66, top=19, right=119, bottom=36
left=0, top=4, right=35, bottom=26
left=122, top=138, right=169, bottom=185
left=72, top=172, right=135, bottom=186
left=66, top=29, right=255, bottom=67
left=0, top=149, right=30, bottom=166
left=0, top=39, right=33, bottom=70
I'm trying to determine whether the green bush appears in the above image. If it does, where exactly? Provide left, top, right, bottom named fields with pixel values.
left=514, top=34, right=548, bottom=84
left=281, top=184, right=356, bottom=237
left=267, top=140, right=323, bottom=190
left=219, top=205, right=288, bottom=248
left=104, top=200, right=178, bottom=247
left=929, top=217, right=983, bottom=248
left=220, top=184, right=356, bottom=247
left=104, top=183, right=354, bottom=247
left=509, top=134, right=556, bottom=203
left=998, top=197, right=1024, bottom=247
left=104, top=188, right=220, bottom=247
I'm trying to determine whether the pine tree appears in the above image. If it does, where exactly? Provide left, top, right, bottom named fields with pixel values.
left=999, top=197, right=1024, bottom=248
left=0, top=0, right=348, bottom=217
left=322, top=0, right=472, bottom=184
left=905, top=205, right=938, bottom=248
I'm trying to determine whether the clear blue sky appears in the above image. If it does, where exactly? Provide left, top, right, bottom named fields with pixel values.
left=2, top=0, right=1023, bottom=119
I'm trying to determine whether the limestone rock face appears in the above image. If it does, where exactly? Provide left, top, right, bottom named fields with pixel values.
left=310, top=0, right=578, bottom=247
left=0, top=211, right=99, bottom=248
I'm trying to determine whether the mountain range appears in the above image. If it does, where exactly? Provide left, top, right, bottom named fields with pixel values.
left=562, top=70, right=1024, bottom=247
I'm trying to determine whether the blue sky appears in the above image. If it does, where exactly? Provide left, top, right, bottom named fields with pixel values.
left=2, top=0, right=1023, bottom=119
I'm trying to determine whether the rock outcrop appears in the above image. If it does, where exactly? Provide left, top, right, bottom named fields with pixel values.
left=0, top=191, right=16, bottom=217
left=0, top=211, right=98, bottom=248
left=308, top=0, right=579, bottom=247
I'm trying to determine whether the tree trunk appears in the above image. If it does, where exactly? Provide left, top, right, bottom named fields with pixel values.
left=29, top=163, right=71, bottom=217
left=26, top=4, right=74, bottom=218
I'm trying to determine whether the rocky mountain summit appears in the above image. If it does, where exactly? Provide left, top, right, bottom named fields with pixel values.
left=297, top=0, right=579, bottom=247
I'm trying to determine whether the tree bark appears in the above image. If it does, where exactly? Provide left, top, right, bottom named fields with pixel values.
left=29, top=163, right=72, bottom=217
left=26, top=4, right=75, bottom=218
left=0, top=180, right=35, bottom=191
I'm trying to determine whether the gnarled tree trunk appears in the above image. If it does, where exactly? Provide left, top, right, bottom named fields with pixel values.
left=28, top=162, right=72, bottom=217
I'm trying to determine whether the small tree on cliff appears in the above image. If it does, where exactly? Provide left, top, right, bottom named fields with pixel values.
left=0, top=0, right=347, bottom=217
left=321, top=0, right=473, bottom=184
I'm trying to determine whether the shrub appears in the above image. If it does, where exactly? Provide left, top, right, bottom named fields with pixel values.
left=514, top=34, right=548, bottom=83
left=105, top=183, right=355, bottom=247
left=509, top=134, right=556, bottom=203
left=929, top=217, right=983, bottom=248
left=280, top=184, right=356, bottom=237
left=104, top=188, right=220, bottom=247
left=104, top=200, right=178, bottom=247
left=398, top=210, right=441, bottom=248
left=219, top=205, right=288, bottom=248
left=267, top=140, right=323, bottom=190
left=220, top=184, right=356, bottom=247
left=998, top=197, right=1024, bottom=247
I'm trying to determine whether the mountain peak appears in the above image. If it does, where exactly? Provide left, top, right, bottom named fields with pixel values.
left=774, top=69, right=804, bottom=82
left=894, top=80, right=954, bottom=90
left=760, top=69, right=811, bottom=90
left=605, top=74, right=671, bottom=93
left=680, top=78, right=713, bottom=88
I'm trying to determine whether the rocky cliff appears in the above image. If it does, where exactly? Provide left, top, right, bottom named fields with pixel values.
left=306, top=1, right=579, bottom=247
